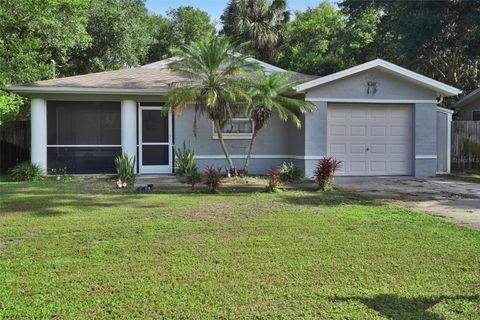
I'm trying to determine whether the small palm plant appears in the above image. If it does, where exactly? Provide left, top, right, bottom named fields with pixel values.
left=243, top=68, right=316, bottom=172
left=174, top=142, right=196, bottom=176
left=165, top=36, right=253, bottom=172
left=114, top=154, right=136, bottom=187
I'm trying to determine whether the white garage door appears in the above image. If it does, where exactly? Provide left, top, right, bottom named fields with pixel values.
left=327, top=104, right=413, bottom=176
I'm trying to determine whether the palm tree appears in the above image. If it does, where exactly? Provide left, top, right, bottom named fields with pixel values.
left=165, top=36, right=252, bottom=172
left=221, top=0, right=289, bottom=62
left=243, top=68, right=316, bottom=172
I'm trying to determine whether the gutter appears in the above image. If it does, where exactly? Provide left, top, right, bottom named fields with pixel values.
left=6, top=86, right=169, bottom=95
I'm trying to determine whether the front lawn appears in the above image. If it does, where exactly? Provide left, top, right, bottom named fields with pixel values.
left=0, top=178, right=479, bottom=319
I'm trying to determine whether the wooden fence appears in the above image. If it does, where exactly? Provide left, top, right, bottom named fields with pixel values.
left=0, top=121, right=30, bottom=173
left=451, top=121, right=480, bottom=171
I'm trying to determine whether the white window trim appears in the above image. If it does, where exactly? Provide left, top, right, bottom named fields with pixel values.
left=212, top=118, right=254, bottom=140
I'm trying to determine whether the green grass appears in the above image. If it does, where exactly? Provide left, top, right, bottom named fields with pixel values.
left=0, top=178, right=479, bottom=319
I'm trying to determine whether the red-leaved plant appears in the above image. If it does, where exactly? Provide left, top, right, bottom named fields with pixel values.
left=204, top=166, right=223, bottom=193
left=267, top=168, right=282, bottom=191
left=314, top=157, right=342, bottom=190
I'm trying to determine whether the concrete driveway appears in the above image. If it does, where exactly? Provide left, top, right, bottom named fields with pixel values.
left=333, top=176, right=480, bottom=230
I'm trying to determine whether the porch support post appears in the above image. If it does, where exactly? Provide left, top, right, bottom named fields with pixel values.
left=121, top=100, right=137, bottom=173
left=31, top=98, right=47, bottom=174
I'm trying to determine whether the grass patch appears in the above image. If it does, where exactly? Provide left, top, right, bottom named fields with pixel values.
left=0, top=178, right=479, bottom=319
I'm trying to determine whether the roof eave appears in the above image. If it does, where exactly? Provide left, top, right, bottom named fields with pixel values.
left=453, top=87, right=480, bottom=108
left=295, top=59, right=461, bottom=97
left=6, top=86, right=169, bottom=95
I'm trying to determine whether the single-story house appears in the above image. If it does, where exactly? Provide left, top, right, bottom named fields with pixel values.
left=7, top=58, right=460, bottom=177
left=453, top=87, right=480, bottom=120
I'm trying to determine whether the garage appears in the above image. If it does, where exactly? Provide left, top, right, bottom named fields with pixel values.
left=327, top=104, right=413, bottom=176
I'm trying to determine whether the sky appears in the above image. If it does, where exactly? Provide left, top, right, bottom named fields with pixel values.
left=145, top=0, right=324, bottom=24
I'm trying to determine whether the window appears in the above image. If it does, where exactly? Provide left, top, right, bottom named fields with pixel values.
left=46, top=101, right=121, bottom=174
left=212, top=118, right=254, bottom=139
left=47, top=147, right=122, bottom=174
left=473, top=110, right=480, bottom=121
left=47, top=101, right=121, bottom=145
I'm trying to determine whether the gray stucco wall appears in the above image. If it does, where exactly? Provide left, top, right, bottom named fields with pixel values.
left=174, top=107, right=305, bottom=174
left=305, top=69, right=437, bottom=101
left=303, top=69, right=439, bottom=177
left=303, top=101, right=327, bottom=177
left=289, top=114, right=305, bottom=157
left=457, top=96, right=480, bottom=120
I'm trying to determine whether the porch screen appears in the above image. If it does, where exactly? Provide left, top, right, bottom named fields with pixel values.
left=47, top=101, right=121, bottom=174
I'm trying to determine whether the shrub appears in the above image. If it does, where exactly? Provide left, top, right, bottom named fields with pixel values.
left=175, top=143, right=196, bottom=176
left=314, top=157, right=342, bottom=190
left=183, top=169, right=203, bottom=190
left=9, top=162, right=43, bottom=181
left=114, top=154, right=136, bottom=187
left=204, top=166, right=223, bottom=193
left=50, top=167, right=69, bottom=180
left=279, top=161, right=303, bottom=182
left=266, top=168, right=281, bottom=192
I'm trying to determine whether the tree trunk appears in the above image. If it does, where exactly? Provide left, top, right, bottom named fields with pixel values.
left=213, top=120, right=235, bottom=171
left=243, top=128, right=260, bottom=172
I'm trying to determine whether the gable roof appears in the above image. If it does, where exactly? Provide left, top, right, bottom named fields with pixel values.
left=7, top=56, right=298, bottom=95
left=453, top=87, right=480, bottom=108
left=295, top=59, right=461, bottom=97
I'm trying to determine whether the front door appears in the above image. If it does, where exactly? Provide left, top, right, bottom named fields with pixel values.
left=139, top=106, right=172, bottom=174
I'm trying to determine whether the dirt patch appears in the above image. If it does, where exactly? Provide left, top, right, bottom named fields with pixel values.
left=334, top=176, right=480, bottom=230
left=0, top=239, right=14, bottom=251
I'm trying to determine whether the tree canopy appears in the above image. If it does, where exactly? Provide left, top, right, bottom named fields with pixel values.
left=0, top=0, right=92, bottom=123
left=221, top=0, right=290, bottom=62
left=148, top=6, right=215, bottom=62
left=340, top=0, right=480, bottom=92
left=0, top=1, right=214, bottom=124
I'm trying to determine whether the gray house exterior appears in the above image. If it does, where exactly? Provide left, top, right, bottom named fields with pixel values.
left=8, top=58, right=460, bottom=177
left=454, top=87, right=480, bottom=120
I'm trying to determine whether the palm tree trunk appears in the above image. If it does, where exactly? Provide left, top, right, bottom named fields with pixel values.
left=213, top=120, right=235, bottom=171
left=243, top=128, right=260, bottom=172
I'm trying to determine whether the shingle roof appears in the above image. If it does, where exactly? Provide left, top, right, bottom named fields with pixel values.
left=454, top=86, right=480, bottom=109
left=7, top=57, right=317, bottom=94
left=12, top=64, right=183, bottom=90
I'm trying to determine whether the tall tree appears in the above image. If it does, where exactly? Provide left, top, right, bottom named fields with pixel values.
left=66, top=0, right=154, bottom=75
left=221, top=0, right=290, bottom=62
left=243, top=69, right=315, bottom=171
left=340, top=0, right=480, bottom=93
left=148, top=6, right=215, bottom=62
left=274, top=1, right=379, bottom=76
left=0, top=0, right=159, bottom=123
left=165, top=37, right=252, bottom=172
left=0, top=0, right=91, bottom=123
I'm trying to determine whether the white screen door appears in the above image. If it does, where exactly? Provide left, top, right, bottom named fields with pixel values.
left=139, top=106, right=172, bottom=174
